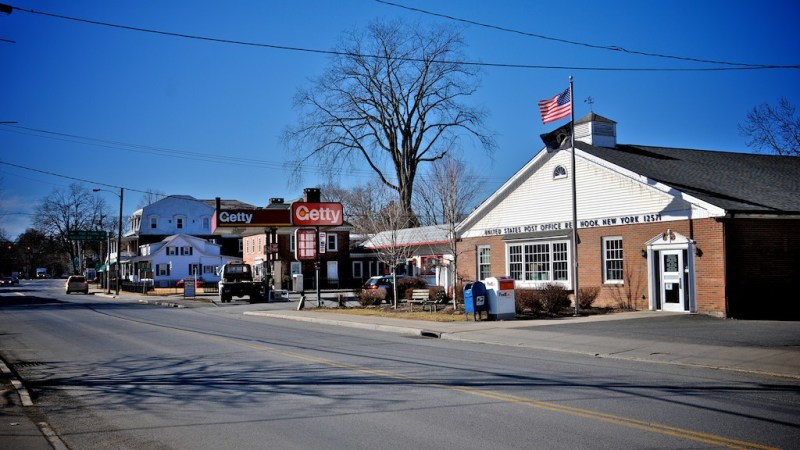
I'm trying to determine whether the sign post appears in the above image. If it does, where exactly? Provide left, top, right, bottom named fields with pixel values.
left=291, top=202, right=343, bottom=308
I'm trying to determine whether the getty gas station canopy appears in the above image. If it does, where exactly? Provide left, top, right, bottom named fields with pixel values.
left=211, top=197, right=343, bottom=237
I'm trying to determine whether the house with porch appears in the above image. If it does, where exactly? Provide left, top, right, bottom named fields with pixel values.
left=129, top=234, right=239, bottom=287
left=116, top=195, right=255, bottom=282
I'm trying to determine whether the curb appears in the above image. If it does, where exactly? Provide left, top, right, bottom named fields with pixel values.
left=244, top=311, right=425, bottom=336
left=246, top=311, right=800, bottom=380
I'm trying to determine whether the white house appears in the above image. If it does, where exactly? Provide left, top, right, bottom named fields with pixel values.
left=117, top=195, right=255, bottom=282
left=130, top=234, right=239, bottom=287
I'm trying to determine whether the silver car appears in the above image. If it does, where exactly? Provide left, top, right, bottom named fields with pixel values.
left=65, top=275, right=89, bottom=294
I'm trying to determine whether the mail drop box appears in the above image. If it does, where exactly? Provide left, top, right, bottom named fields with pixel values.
left=483, top=276, right=516, bottom=320
left=463, top=281, right=488, bottom=320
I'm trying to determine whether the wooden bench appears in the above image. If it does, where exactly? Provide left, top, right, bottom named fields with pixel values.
left=409, top=289, right=438, bottom=312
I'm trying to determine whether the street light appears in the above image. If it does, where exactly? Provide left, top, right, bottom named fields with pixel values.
left=94, top=187, right=124, bottom=296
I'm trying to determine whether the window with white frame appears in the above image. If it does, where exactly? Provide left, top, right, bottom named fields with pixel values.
left=290, top=233, right=296, bottom=252
left=176, top=217, right=184, bottom=229
left=203, top=217, right=210, bottom=229
left=166, top=246, right=176, bottom=256
left=150, top=216, right=158, bottom=229
left=352, top=261, right=363, bottom=279
left=603, top=236, right=624, bottom=283
left=478, top=246, right=491, bottom=280
left=327, top=233, right=338, bottom=252
left=553, top=242, right=569, bottom=281
left=508, top=240, right=569, bottom=283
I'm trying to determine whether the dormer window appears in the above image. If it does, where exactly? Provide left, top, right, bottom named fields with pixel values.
left=553, top=165, right=567, bottom=179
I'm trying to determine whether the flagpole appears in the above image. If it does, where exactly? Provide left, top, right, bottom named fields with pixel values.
left=569, top=75, right=580, bottom=316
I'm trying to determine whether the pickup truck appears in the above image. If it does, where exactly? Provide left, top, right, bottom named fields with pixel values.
left=217, top=262, right=267, bottom=303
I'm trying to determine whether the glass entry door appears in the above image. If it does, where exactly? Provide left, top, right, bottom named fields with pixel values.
left=660, top=250, right=684, bottom=312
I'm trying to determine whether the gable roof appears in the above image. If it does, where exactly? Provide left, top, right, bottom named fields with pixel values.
left=579, top=142, right=800, bottom=214
left=362, top=225, right=450, bottom=249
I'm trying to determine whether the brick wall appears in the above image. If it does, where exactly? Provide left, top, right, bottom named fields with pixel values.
left=457, top=217, right=729, bottom=316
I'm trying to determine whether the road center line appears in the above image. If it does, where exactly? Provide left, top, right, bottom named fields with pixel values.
left=213, top=334, right=776, bottom=450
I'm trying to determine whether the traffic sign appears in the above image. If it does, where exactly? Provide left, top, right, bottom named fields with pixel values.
left=68, top=230, right=108, bottom=241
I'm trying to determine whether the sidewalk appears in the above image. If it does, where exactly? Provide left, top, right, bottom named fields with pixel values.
left=244, top=309, right=800, bottom=379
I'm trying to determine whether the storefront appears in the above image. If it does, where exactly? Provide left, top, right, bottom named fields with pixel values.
left=456, top=114, right=800, bottom=318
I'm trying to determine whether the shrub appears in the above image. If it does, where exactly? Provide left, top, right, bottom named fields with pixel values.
left=515, top=289, right=542, bottom=314
left=579, top=286, right=601, bottom=309
left=429, top=286, right=447, bottom=303
left=537, top=284, right=571, bottom=314
left=397, top=277, right=429, bottom=299
left=359, top=289, right=384, bottom=307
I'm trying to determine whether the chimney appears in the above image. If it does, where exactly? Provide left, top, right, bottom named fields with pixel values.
left=304, top=188, right=321, bottom=203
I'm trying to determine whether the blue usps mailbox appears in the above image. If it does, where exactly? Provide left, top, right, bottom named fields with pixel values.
left=463, top=281, right=488, bottom=321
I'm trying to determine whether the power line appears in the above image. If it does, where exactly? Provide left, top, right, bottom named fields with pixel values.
left=0, top=124, right=520, bottom=185
left=0, top=160, right=151, bottom=195
left=0, top=124, right=382, bottom=179
left=7, top=4, right=798, bottom=72
left=374, top=0, right=797, bottom=70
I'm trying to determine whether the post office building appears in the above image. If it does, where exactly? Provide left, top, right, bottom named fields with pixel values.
left=456, top=114, right=800, bottom=319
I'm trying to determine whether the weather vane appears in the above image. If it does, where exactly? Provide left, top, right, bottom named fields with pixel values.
left=584, top=96, right=594, bottom=112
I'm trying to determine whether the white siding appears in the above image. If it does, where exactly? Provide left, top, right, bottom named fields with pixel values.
left=135, top=196, right=214, bottom=236
left=462, top=149, right=714, bottom=238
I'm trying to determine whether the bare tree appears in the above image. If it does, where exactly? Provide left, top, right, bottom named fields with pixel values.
left=284, top=19, right=495, bottom=225
left=136, top=188, right=166, bottom=209
left=415, top=154, right=483, bottom=308
left=739, top=98, right=800, bottom=156
left=355, top=183, right=417, bottom=308
left=609, top=264, right=645, bottom=311
left=33, top=183, right=112, bottom=274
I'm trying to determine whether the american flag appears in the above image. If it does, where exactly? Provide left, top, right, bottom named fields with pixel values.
left=538, top=86, right=572, bottom=124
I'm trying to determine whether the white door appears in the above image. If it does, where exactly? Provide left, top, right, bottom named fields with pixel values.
left=660, top=250, right=684, bottom=312
left=326, top=261, right=338, bottom=281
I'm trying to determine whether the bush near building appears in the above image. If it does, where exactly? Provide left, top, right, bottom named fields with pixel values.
left=515, top=284, right=572, bottom=315
left=579, top=286, right=600, bottom=309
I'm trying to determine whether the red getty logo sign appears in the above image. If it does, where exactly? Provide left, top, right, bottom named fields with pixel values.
left=291, top=202, right=343, bottom=226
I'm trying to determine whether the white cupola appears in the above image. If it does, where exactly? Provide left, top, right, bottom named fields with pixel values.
left=574, top=113, right=617, bottom=148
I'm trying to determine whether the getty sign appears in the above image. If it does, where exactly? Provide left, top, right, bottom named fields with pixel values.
left=291, top=202, right=343, bottom=227
left=212, top=201, right=342, bottom=232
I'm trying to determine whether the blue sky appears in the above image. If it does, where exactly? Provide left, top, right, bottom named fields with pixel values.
left=1, top=0, right=799, bottom=239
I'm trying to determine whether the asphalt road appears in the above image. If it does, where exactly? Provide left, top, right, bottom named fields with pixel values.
left=1, top=279, right=799, bottom=449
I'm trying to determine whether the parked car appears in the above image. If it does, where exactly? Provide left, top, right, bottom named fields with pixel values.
left=362, top=275, right=406, bottom=301
left=65, top=275, right=89, bottom=294
left=0, top=276, right=14, bottom=287
left=176, top=277, right=205, bottom=288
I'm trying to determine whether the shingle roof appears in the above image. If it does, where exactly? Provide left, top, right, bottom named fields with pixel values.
left=200, top=199, right=258, bottom=209
left=578, top=142, right=800, bottom=214
left=362, top=225, right=450, bottom=249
